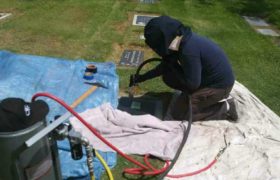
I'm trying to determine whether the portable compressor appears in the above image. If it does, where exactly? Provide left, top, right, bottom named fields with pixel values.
left=0, top=99, right=94, bottom=180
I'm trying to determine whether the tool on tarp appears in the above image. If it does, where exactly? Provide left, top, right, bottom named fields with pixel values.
left=83, top=64, right=97, bottom=80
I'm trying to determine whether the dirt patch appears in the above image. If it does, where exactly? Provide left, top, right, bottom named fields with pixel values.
left=107, top=43, right=124, bottom=63
left=113, top=21, right=128, bottom=34
left=113, top=14, right=130, bottom=34
left=107, top=11, right=159, bottom=63
left=0, top=30, right=15, bottom=46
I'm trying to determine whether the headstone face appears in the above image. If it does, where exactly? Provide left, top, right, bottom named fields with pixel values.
left=256, top=28, right=279, bottom=37
left=243, top=16, right=269, bottom=27
left=119, top=50, right=144, bottom=67
left=132, top=15, right=158, bottom=26
left=0, top=13, right=11, bottom=20
left=139, top=0, right=157, bottom=4
left=118, top=96, right=163, bottom=119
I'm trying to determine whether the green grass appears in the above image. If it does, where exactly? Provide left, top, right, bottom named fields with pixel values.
left=223, top=0, right=280, bottom=28
left=0, top=0, right=280, bottom=179
left=0, top=0, right=135, bottom=60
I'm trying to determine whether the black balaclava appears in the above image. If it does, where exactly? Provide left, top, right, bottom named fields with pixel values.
left=144, top=16, right=191, bottom=58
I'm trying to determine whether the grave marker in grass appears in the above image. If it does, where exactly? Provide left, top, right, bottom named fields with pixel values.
left=119, top=50, right=144, bottom=67
left=139, top=0, right=157, bottom=4
left=0, top=13, right=11, bottom=21
left=243, top=16, right=269, bottom=27
left=256, top=28, right=279, bottom=37
left=243, top=16, right=280, bottom=37
left=132, top=14, right=158, bottom=26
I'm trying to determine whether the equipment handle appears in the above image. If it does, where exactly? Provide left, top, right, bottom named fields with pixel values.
left=26, top=85, right=99, bottom=147
left=70, top=85, right=98, bottom=108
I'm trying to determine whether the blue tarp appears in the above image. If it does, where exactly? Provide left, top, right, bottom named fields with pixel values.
left=0, top=50, right=118, bottom=179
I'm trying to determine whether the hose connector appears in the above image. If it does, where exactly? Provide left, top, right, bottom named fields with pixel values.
left=82, top=137, right=95, bottom=179
left=215, top=146, right=227, bottom=160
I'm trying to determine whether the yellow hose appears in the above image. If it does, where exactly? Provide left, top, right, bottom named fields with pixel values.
left=95, top=150, right=114, bottom=180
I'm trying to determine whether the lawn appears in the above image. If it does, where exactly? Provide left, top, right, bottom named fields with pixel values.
left=0, top=0, right=279, bottom=179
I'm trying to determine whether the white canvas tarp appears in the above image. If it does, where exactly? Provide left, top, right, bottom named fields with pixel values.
left=69, top=81, right=280, bottom=179
left=166, top=81, right=280, bottom=179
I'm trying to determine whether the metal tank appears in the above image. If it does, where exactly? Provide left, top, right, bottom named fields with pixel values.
left=0, top=121, right=61, bottom=180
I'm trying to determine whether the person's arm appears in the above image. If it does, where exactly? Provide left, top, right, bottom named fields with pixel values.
left=133, top=62, right=164, bottom=83
left=179, top=53, right=202, bottom=92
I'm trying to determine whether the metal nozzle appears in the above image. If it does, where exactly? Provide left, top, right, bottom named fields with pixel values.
left=128, top=85, right=141, bottom=99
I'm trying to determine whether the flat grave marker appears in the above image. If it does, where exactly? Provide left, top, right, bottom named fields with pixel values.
left=132, top=14, right=158, bottom=26
left=256, top=28, right=279, bottom=37
left=139, top=0, right=157, bottom=4
left=119, top=50, right=144, bottom=67
left=243, top=16, right=280, bottom=37
left=0, top=13, right=11, bottom=21
left=243, top=16, right=269, bottom=27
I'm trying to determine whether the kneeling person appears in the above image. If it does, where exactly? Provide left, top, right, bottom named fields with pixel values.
left=132, top=16, right=237, bottom=121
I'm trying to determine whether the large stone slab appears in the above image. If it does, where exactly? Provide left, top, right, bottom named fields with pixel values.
left=256, top=28, right=279, bottom=37
left=118, top=96, right=163, bottom=119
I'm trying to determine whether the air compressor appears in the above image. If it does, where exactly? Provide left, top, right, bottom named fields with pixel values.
left=0, top=97, right=61, bottom=180
left=0, top=85, right=100, bottom=180
left=0, top=120, right=60, bottom=180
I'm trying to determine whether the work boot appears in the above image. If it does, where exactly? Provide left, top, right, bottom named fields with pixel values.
left=226, top=98, right=238, bottom=121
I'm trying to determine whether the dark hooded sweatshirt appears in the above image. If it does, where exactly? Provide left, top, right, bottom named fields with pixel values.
left=139, top=16, right=234, bottom=93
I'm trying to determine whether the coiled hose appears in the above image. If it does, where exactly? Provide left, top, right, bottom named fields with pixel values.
left=32, top=92, right=220, bottom=179
left=135, top=58, right=162, bottom=76
left=31, top=58, right=218, bottom=179
left=130, top=58, right=193, bottom=179
left=32, top=93, right=167, bottom=176
left=134, top=58, right=219, bottom=179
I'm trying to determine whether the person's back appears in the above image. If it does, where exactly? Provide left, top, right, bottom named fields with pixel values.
left=180, top=33, right=235, bottom=89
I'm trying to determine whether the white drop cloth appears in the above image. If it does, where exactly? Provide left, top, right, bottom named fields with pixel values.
left=166, top=81, right=280, bottom=179
left=70, top=81, right=280, bottom=179
left=70, top=103, right=184, bottom=160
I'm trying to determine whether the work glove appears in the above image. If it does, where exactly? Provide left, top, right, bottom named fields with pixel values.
left=129, top=58, right=164, bottom=87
